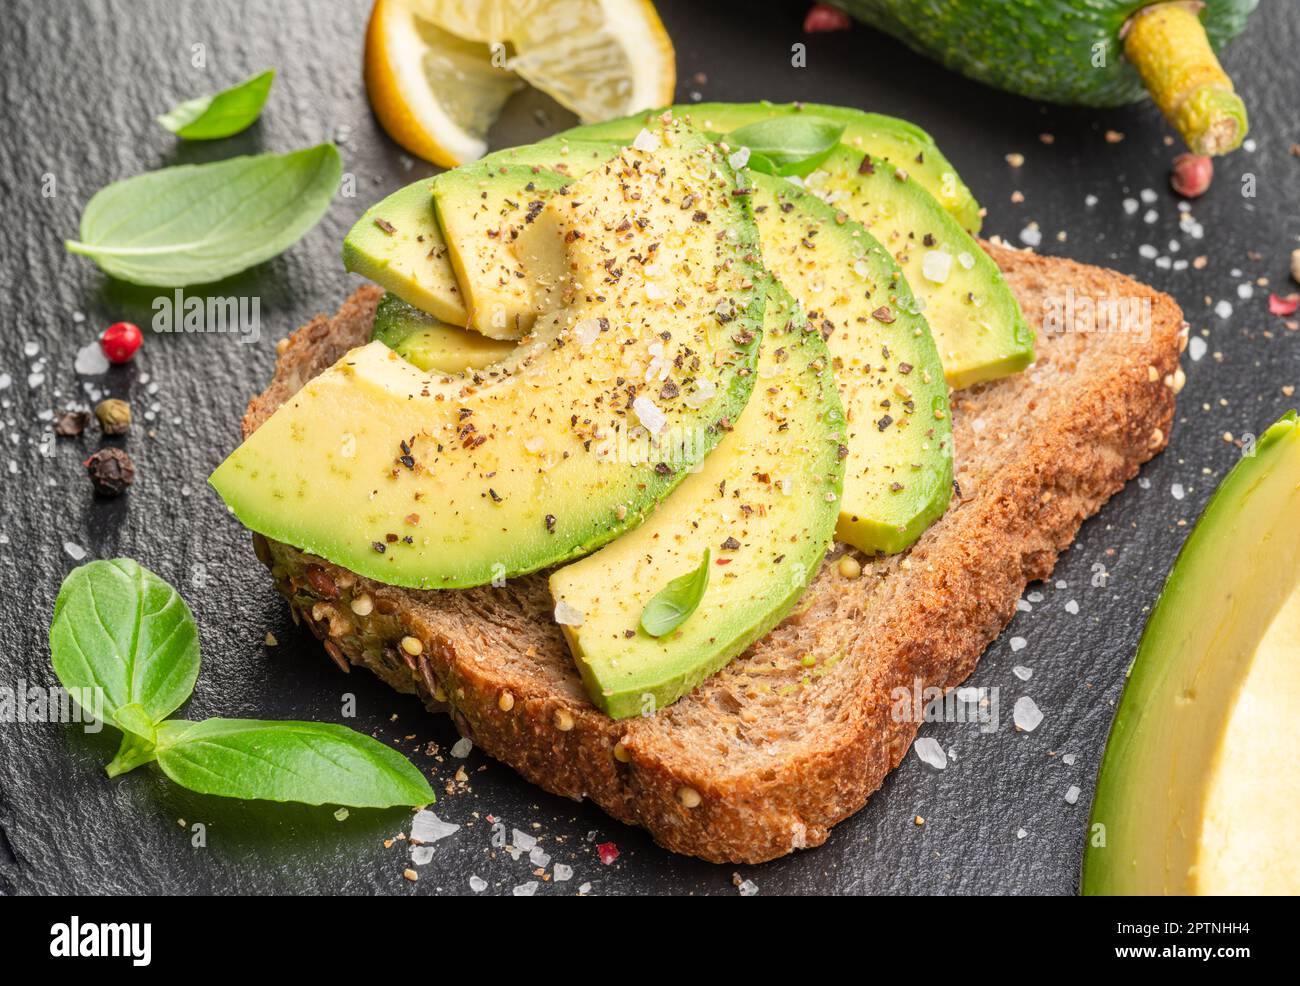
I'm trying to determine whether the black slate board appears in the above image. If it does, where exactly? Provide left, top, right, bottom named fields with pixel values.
left=1, top=0, right=1296, bottom=897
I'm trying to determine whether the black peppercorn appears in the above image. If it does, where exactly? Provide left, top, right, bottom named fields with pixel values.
left=55, top=410, right=91, bottom=437
left=84, top=447, right=135, bottom=496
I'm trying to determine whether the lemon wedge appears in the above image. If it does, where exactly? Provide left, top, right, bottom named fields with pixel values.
left=364, top=0, right=522, bottom=167
left=411, top=0, right=676, bottom=123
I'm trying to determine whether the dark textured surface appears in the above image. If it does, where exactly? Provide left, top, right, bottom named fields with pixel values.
left=0, top=0, right=1295, bottom=897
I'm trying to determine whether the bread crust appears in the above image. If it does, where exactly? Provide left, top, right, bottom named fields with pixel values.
left=242, top=245, right=1183, bottom=864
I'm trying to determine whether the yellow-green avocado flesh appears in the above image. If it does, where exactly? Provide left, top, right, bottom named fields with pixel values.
left=371, top=293, right=515, bottom=373
left=563, top=100, right=983, bottom=233
left=550, top=282, right=846, bottom=718
left=749, top=174, right=953, bottom=554
left=1083, top=411, right=1300, bottom=895
left=212, top=125, right=765, bottom=588
left=802, top=145, right=1033, bottom=390
left=412, top=141, right=953, bottom=554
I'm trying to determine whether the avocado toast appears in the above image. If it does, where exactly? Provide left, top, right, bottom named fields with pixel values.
left=217, top=111, right=1183, bottom=863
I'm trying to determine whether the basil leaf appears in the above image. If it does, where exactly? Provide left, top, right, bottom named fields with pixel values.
left=157, top=69, right=275, bottom=140
left=153, top=719, right=435, bottom=808
left=65, top=143, right=340, bottom=286
left=640, top=550, right=711, bottom=638
left=49, top=559, right=200, bottom=725
left=728, top=117, right=846, bottom=177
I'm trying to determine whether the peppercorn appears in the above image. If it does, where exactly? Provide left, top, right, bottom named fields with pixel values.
left=54, top=410, right=91, bottom=437
left=84, top=447, right=135, bottom=496
left=94, top=398, right=132, bottom=435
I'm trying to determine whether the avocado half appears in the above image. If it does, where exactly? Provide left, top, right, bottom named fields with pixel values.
left=1083, top=411, right=1300, bottom=895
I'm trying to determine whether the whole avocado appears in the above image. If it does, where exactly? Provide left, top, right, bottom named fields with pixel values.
left=830, top=0, right=1255, bottom=106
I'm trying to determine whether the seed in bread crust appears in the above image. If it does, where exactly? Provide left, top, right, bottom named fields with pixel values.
left=400, top=635, right=423, bottom=657
left=350, top=593, right=374, bottom=616
left=838, top=555, right=862, bottom=579
left=613, top=740, right=631, bottom=762
left=676, top=786, right=701, bottom=808
left=498, top=690, right=515, bottom=712
left=554, top=708, right=575, bottom=732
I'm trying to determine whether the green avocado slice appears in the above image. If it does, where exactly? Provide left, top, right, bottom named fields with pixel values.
left=562, top=101, right=983, bottom=232
left=550, top=281, right=845, bottom=718
left=371, top=293, right=516, bottom=373
left=213, top=125, right=765, bottom=588
left=1083, top=411, right=1300, bottom=896
left=749, top=173, right=953, bottom=554
left=802, top=145, right=1033, bottom=389
left=340, top=140, right=621, bottom=334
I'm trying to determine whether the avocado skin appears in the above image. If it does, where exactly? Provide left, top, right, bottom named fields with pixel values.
left=1082, top=411, right=1300, bottom=895
left=830, top=0, right=1256, bottom=107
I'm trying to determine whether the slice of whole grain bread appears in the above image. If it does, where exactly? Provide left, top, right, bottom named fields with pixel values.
left=242, top=242, right=1183, bottom=864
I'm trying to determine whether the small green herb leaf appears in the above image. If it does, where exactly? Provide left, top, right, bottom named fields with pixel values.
left=113, top=703, right=158, bottom=746
left=153, top=719, right=436, bottom=808
left=728, top=117, right=846, bottom=177
left=640, top=550, right=711, bottom=638
left=49, top=559, right=200, bottom=725
left=157, top=69, right=275, bottom=140
left=65, top=144, right=341, bottom=286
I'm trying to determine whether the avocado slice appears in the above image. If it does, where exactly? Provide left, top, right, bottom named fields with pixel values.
left=803, top=146, right=1033, bottom=390
left=341, top=140, right=622, bottom=334
left=550, top=282, right=845, bottom=718
left=372, top=293, right=515, bottom=373
left=431, top=166, right=572, bottom=339
left=341, top=177, right=467, bottom=326
left=212, top=125, right=765, bottom=588
left=563, top=101, right=983, bottom=232
left=1083, top=412, right=1300, bottom=896
left=750, top=173, right=952, bottom=555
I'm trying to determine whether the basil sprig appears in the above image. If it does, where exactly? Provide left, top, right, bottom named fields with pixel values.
left=157, top=69, right=275, bottom=140
left=49, top=560, right=434, bottom=809
left=65, top=144, right=340, bottom=286
left=728, top=116, right=846, bottom=177
left=640, top=550, right=711, bottom=637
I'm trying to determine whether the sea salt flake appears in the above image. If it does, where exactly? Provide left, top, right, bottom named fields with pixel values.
left=409, top=845, right=435, bottom=866
left=1016, top=827, right=1028, bottom=839
left=631, top=128, right=660, bottom=152
left=1122, top=198, right=1139, bottom=215
left=450, top=736, right=473, bottom=758
left=1013, top=696, right=1043, bottom=732
left=512, top=828, right=538, bottom=852
left=1013, top=665, right=1033, bottom=681
left=957, top=251, right=975, bottom=270
left=469, top=875, right=487, bottom=892
left=23, top=341, right=39, bottom=357
left=1065, top=785, right=1081, bottom=805
left=1236, top=282, right=1254, bottom=300
left=912, top=736, right=947, bottom=769
left=1138, top=244, right=1157, bottom=259
left=1016, top=599, right=1032, bottom=613
left=529, top=845, right=552, bottom=869
left=921, top=250, right=953, bottom=284
left=1010, top=636, right=1027, bottom=652
left=1063, top=753, right=1077, bottom=765
left=1188, top=336, right=1208, bottom=361
left=1018, top=225, right=1042, bottom=247
left=553, top=863, right=573, bottom=882
left=683, top=375, right=715, bottom=409
left=554, top=599, right=585, bottom=627
left=63, top=541, right=87, bottom=561
left=513, top=881, right=539, bottom=896
left=728, top=146, right=751, bottom=169
left=738, top=879, right=759, bottom=896
left=632, top=395, right=667, bottom=436
left=74, top=342, right=110, bottom=375
left=1064, top=599, right=1080, bottom=615
left=574, top=317, right=602, bottom=346
left=410, top=809, right=460, bottom=844
left=1214, top=300, right=1233, bottom=319
left=1171, top=483, right=1186, bottom=501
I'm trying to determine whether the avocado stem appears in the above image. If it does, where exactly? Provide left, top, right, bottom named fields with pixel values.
left=1123, top=1, right=1248, bottom=156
